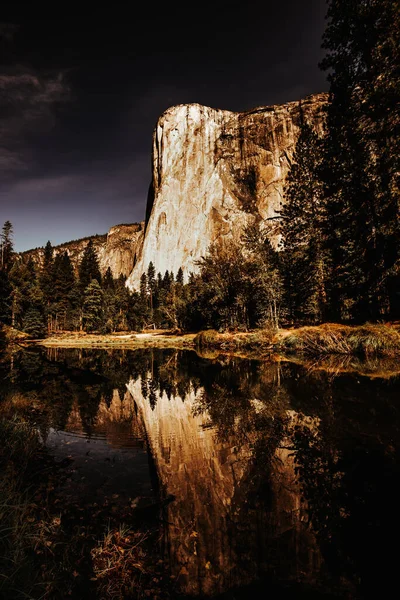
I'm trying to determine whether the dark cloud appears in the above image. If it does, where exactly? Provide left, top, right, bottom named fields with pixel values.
left=0, top=68, right=70, bottom=178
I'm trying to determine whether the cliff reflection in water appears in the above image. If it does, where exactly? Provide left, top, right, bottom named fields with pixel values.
left=3, top=348, right=400, bottom=598
left=126, top=350, right=400, bottom=598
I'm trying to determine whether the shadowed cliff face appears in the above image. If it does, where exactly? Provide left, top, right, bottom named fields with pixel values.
left=22, top=222, right=145, bottom=278
left=126, top=93, right=327, bottom=289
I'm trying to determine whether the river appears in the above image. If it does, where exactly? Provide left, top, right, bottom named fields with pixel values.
left=2, top=347, right=400, bottom=599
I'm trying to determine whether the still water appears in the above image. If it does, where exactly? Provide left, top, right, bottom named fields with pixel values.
left=3, top=347, right=400, bottom=598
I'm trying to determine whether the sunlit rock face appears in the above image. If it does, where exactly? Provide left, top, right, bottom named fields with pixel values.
left=127, top=378, right=320, bottom=596
left=22, top=222, right=145, bottom=278
left=126, top=93, right=327, bottom=289
left=100, top=223, right=145, bottom=278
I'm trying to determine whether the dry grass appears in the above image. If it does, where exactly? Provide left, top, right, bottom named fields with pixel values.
left=35, top=330, right=196, bottom=349
left=91, top=526, right=152, bottom=599
left=2, top=325, right=30, bottom=342
left=275, top=323, right=400, bottom=357
left=194, top=329, right=274, bottom=353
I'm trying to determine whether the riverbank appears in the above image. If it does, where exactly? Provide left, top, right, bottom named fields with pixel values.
left=28, top=322, right=400, bottom=358
left=31, top=330, right=197, bottom=349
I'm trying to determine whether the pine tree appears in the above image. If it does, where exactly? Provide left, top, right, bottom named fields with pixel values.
left=40, top=241, right=54, bottom=297
left=52, top=252, right=76, bottom=330
left=82, top=279, right=104, bottom=332
left=0, top=270, right=12, bottom=325
left=40, top=241, right=54, bottom=332
left=162, top=270, right=171, bottom=292
left=78, top=240, right=102, bottom=291
left=147, top=262, right=156, bottom=314
left=0, top=221, right=13, bottom=324
left=9, top=259, right=43, bottom=330
left=320, top=0, right=400, bottom=320
left=176, top=267, right=184, bottom=286
left=22, top=308, right=45, bottom=338
left=140, top=273, right=148, bottom=303
left=280, top=121, right=327, bottom=324
left=103, top=267, right=114, bottom=290
left=1, top=221, right=14, bottom=272
left=113, top=275, right=130, bottom=331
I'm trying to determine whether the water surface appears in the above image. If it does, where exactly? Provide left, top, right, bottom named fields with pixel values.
left=2, top=347, right=399, bottom=599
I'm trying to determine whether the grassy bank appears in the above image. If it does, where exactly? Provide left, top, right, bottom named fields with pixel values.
left=194, top=328, right=274, bottom=354
left=194, top=323, right=400, bottom=357
left=275, top=322, right=400, bottom=357
left=22, top=322, right=400, bottom=358
left=35, top=330, right=196, bottom=349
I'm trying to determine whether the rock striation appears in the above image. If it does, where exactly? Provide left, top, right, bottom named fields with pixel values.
left=22, top=222, right=145, bottom=279
left=126, top=93, right=327, bottom=290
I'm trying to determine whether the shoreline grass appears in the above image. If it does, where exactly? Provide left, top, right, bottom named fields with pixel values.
left=274, top=322, right=400, bottom=357
left=19, top=322, right=400, bottom=358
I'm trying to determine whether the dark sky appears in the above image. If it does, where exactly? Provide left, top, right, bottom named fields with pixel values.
left=0, top=1, right=328, bottom=252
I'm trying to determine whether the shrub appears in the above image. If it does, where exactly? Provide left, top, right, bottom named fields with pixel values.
left=194, top=329, right=219, bottom=348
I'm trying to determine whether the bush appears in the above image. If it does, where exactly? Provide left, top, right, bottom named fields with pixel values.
left=194, top=329, right=219, bottom=348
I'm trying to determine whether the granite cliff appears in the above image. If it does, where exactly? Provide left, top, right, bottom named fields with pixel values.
left=126, top=93, right=327, bottom=290
left=23, top=222, right=144, bottom=278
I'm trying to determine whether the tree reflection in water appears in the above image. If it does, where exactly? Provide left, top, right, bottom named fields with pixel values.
left=2, top=347, right=399, bottom=598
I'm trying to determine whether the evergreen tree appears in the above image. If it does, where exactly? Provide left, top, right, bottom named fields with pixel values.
left=176, top=267, right=184, bottom=286
left=82, top=279, right=104, bottom=332
left=162, top=270, right=171, bottom=292
left=22, top=308, right=45, bottom=338
left=78, top=240, right=102, bottom=291
left=103, top=267, right=114, bottom=290
left=0, top=270, right=12, bottom=325
left=113, top=274, right=130, bottom=331
left=40, top=241, right=54, bottom=332
left=1, top=221, right=14, bottom=271
left=140, top=273, right=148, bottom=302
left=52, top=252, right=76, bottom=330
left=280, top=121, right=327, bottom=324
left=9, top=259, right=44, bottom=330
left=320, top=0, right=400, bottom=320
left=0, top=222, right=14, bottom=324
left=147, top=262, right=156, bottom=313
left=157, top=272, right=163, bottom=294
left=40, top=241, right=54, bottom=297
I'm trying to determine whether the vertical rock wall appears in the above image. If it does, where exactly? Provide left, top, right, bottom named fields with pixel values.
left=126, top=93, right=327, bottom=289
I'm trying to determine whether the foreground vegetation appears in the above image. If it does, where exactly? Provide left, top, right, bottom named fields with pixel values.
left=0, top=404, right=170, bottom=600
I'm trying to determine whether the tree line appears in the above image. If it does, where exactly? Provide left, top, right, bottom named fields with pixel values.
left=0, top=229, right=150, bottom=337
left=280, top=0, right=399, bottom=324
